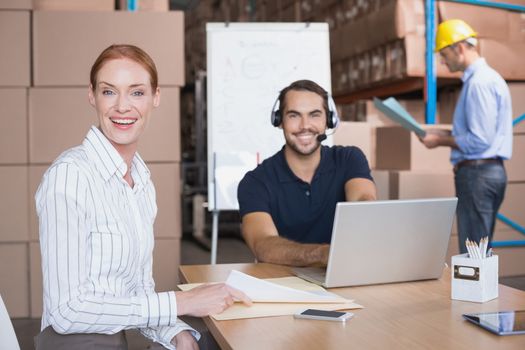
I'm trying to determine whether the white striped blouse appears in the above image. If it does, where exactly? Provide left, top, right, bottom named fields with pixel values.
left=35, top=126, right=197, bottom=349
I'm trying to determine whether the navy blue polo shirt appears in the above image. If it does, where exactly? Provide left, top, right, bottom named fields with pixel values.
left=237, top=145, right=373, bottom=244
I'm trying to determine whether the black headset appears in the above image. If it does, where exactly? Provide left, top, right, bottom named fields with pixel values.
left=270, top=91, right=340, bottom=129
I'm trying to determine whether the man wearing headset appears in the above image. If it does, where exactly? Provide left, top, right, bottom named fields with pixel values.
left=419, top=20, right=512, bottom=254
left=237, top=79, right=377, bottom=267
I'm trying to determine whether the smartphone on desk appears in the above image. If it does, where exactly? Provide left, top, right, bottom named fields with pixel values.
left=294, top=309, right=354, bottom=322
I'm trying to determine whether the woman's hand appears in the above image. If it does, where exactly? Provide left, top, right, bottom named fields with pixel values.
left=171, top=330, right=198, bottom=350
left=176, top=283, right=252, bottom=317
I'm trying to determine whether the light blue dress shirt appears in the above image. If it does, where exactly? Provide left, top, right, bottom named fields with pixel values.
left=451, top=58, right=513, bottom=165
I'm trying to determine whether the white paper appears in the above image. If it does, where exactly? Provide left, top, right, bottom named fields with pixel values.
left=225, top=270, right=348, bottom=303
left=373, top=97, right=427, bottom=137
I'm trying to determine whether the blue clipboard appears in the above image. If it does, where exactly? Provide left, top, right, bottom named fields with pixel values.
left=373, top=97, right=427, bottom=137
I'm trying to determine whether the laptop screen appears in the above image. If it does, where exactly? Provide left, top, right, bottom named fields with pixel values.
left=323, top=198, right=457, bottom=287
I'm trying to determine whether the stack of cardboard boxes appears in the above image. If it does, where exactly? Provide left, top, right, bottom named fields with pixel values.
left=329, top=0, right=525, bottom=95
left=183, top=0, right=525, bottom=90
left=0, top=0, right=184, bottom=319
left=184, top=1, right=525, bottom=94
left=0, top=0, right=34, bottom=320
left=493, top=82, right=525, bottom=276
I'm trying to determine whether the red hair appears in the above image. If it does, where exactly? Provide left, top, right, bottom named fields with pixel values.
left=90, top=44, right=158, bottom=90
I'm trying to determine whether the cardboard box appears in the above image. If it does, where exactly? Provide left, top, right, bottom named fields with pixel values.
left=338, top=99, right=416, bottom=125
left=493, top=229, right=525, bottom=277
left=438, top=86, right=461, bottom=125
left=479, top=39, right=525, bottom=81
left=318, top=4, right=338, bottom=30
left=118, top=0, right=169, bottom=11
left=355, top=52, right=371, bottom=89
left=186, top=0, right=213, bottom=25
left=333, top=122, right=376, bottom=168
left=371, top=169, right=455, bottom=200
left=389, top=170, right=455, bottom=199
left=148, top=163, right=182, bottom=238
left=139, top=87, right=181, bottom=162
left=375, top=125, right=453, bottom=172
left=507, top=134, right=525, bottom=182
left=0, top=243, right=29, bottom=317
left=369, top=46, right=387, bottom=84
left=33, top=11, right=184, bottom=86
left=0, top=0, right=32, bottom=9
left=29, top=242, right=43, bottom=317
left=299, top=0, right=319, bottom=21
left=508, top=10, right=525, bottom=43
left=331, top=60, right=349, bottom=96
left=331, top=0, right=425, bottom=61
left=365, top=0, right=425, bottom=49
left=344, top=34, right=461, bottom=91
left=331, top=16, right=368, bottom=61
left=186, top=25, right=206, bottom=56
left=438, top=1, right=509, bottom=41
left=496, top=182, right=525, bottom=232
left=0, top=166, right=29, bottom=242
left=347, top=55, right=360, bottom=91
left=29, top=88, right=94, bottom=163
left=509, top=82, right=525, bottom=133
left=396, top=99, right=427, bottom=124
left=439, top=81, right=525, bottom=127
left=29, top=87, right=181, bottom=163
left=370, top=169, right=390, bottom=200
left=265, top=0, right=297, bottom=18
left=0, top=11, right=30, bottom=86
left=280, top=2, right=300, bottom=21
left=0, top=89, right=27, bottom=164
left=388, top=34, right=462, bottom=80
left=152, top=238, right=181, bottom=290
left=33, top=0, right=114, bottom=10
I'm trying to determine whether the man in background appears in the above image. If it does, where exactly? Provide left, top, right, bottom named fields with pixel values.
left=419, top=19, right=512, bottom=253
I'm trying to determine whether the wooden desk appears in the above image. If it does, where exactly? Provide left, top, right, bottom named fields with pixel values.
left=179, top=263, right=525, bottom=350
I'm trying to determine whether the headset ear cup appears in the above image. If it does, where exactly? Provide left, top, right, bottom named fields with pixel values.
left=272, top=111, right=282, bottom=127
left=327, top=95, right=339, bottom=129
left=270, top=95, right=281, bottom=127
left=331, top=111, right=339, bottom=129
left=326, top=112, right=333, bottom=129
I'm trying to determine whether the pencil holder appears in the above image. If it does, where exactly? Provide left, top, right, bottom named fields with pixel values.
left=451, top=253, right=498, bottom=303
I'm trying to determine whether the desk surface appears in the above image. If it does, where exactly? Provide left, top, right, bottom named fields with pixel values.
left=179, top=263, right=525, bottom=350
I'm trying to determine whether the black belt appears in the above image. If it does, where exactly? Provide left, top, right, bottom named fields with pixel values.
left=454, top=158, right=502, bottom=172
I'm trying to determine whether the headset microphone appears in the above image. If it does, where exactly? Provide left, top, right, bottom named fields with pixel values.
left=316, top=134, right=327, bottom=142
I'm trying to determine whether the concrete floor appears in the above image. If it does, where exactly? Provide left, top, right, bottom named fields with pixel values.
left=11, top=237, right=525, bottom=349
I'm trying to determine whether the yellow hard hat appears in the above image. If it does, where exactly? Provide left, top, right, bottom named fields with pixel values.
left=435, top=19, right=477, bottom=52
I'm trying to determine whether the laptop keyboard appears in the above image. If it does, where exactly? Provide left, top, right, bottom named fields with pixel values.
left=293, top=266, right=327, bottom=282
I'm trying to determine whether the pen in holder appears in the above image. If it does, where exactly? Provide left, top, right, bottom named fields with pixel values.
left=451, top=237, right=498, bottom=303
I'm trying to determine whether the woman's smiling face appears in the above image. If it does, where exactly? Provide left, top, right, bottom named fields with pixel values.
left=88, top=58, right=160, bottom=155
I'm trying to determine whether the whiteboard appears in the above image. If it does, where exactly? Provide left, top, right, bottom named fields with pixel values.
left=207, top=22, right=332, bottom=211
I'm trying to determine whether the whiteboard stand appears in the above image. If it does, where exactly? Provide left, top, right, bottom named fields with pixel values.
left=211, top=152, right=219, bottom=264
left=211, top=210, right=219, bottom=264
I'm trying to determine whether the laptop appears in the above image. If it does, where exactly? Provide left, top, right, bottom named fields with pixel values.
left=293, top=197, right=458, bottom=288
